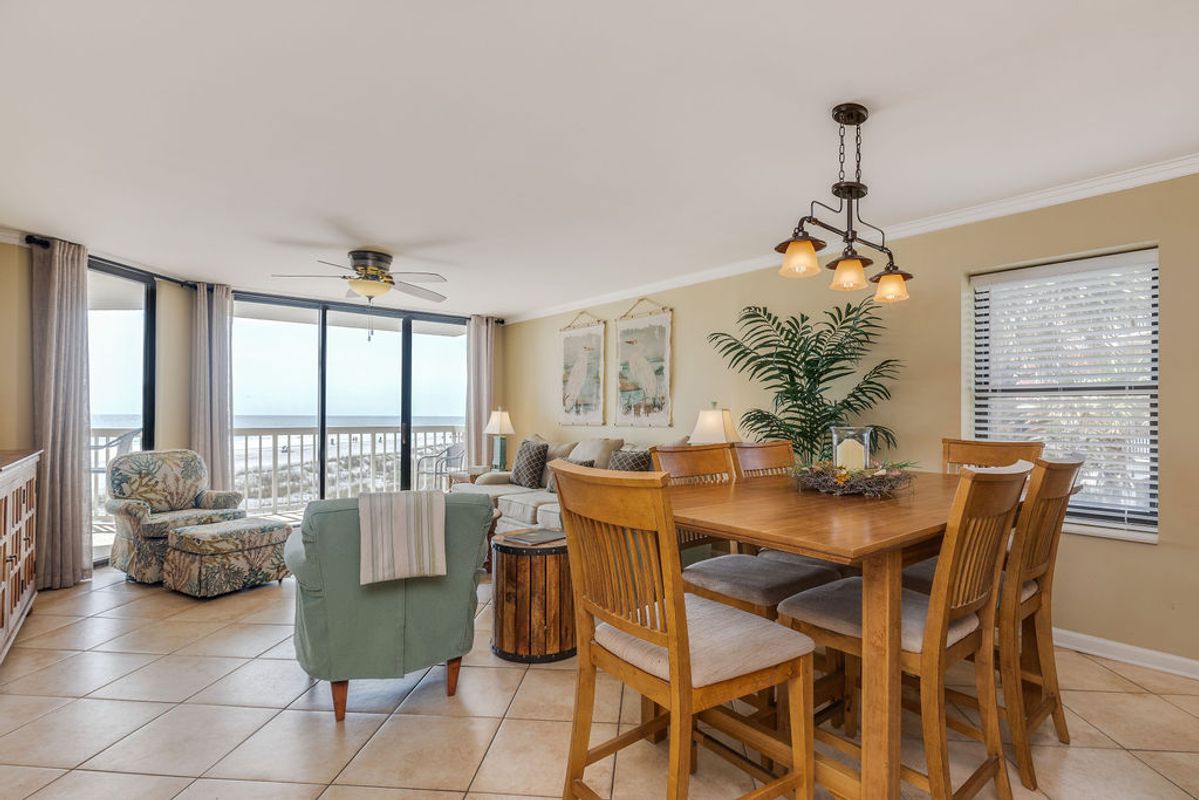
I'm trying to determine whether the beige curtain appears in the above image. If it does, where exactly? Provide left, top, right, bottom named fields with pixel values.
left=30, top=238, right=93, bottom=589
left=190, top=283, right=234, bottom=489
left=465, top=315, right=497, bottom=465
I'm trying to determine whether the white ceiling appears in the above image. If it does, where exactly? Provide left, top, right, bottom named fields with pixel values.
left=2, top=0, right=1198, bottom=319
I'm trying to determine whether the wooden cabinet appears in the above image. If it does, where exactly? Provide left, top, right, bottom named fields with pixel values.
left=0, top=450, right=40, bottom=664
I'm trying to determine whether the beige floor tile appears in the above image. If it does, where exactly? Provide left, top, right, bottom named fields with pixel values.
left=1164, top=694, right=1199, bottom=719
left=187, top=658, right=315, bottom=707
left=15, top=615, right=149, bottom=651
left=0, top=698, right=171, bottom=768
left=397, top=666, right=523, bottom=718
left=1063, top=690, right=1199, bottom=751
left=25, top=769, right=191, bottom=799
left=1133, top=750, right=1199, bottom=797
left=950, top=697, right=1119, bottom=749
left=0, top=694, right=73, bottom=737
left=0, top=649, right=78, bottom=686
left=175, top=623, right=294, bottom=657
left=1051, top=649, right=1147, bottom=692
left=81, top=703, right=277, bottom=776
left=337, top=714, right=500, bottom=790
left=896, top=738, right=1046, bottom=799
left=321, top=788, right=463, bottom=799
left=465, top=795, right=551, bottom=800
left=96, top=590, right=198, bottom=619
left=13, top=615, right=83, bottom=642
left=1091, top=657, right=1199, bottom=695
left=460, top=629, right=528, bottom=671
left=474, top=604, right=493, bottom=632
left=477, top=582, right=493, bottom=604
left=85, top=568, right=128, bottom=589
left=176, top=778, right=326, bottom=800
left=88, top=655, right=247, bottom=702
left=471, top=719, right=617, bottom=798
left=92, top=580, right=168, bottom=601
left=32, top=588, right=136, bottom=617
left=610, top=727, right=752, bottom=800
left=236, top=603, right=295, bottom=624
left=0, top=651, right=159, bottom=697
left=0, top=765, right=64, bottom=800
left=90, top=620, right=228, bottom=654
left=507, top=667, right=622, bottom=723
left=1029, top=746, right=1191, bottom=799
left=163, top=588, right=281, bottom=622
left=207, top=709, right=385, bottom=783
left=527, top=653, right=578, bottom=671
left=290, top=672, right=426, bottom=714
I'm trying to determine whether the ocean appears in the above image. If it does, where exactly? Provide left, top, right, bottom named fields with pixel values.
left=92, top=414, right=465, bottom=429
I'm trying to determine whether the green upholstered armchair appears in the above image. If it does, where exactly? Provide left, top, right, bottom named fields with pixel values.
left=284, top=492, right=494, bottom=719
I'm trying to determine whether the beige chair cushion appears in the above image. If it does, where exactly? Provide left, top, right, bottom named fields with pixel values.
left=683, top=554, right=840, bottom=608
left=594, top=593, right=815, bottom=688
left=450, top=483, right=537, bottom=505
left=570, top=437, right=625, bottom=469
left=536, top=503, right=562, bottom=531
left=141, top=507, right=246, bottom=538
left=776, top=577, right=980, bottom=654
left=474, top=471, right=514, bottom=486
left=903, top=557, right=1037, bottom=603
left=497, top=490, right=559, bottom=525
left=757, top=548, right=852, bottom=577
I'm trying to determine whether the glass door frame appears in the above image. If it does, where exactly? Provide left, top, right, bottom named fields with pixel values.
left=232, top=290, right=468, bottom=497
left=88, top=258, right=157, bottom=450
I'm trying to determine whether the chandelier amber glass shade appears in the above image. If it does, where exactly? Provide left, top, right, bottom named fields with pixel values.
left=829, top=258, right=868, bottom=291
left=873, top=272, right=910, bottom=303
left=778, top=239, right=821, bottom=278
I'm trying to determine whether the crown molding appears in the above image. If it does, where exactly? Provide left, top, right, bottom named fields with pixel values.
left=506, top=152, right=1199, bottom=324
left=0, top=227, right=28, bottom=247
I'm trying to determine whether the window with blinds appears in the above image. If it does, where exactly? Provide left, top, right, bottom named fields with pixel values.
left=971, top=250, right=1159, bottom=533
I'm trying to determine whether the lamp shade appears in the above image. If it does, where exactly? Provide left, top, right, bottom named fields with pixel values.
left=829, top=258, right=869, bottom=291
left=348, top=278, right=391, bottom=299
left=483, top=409, right=515, bottom=435
left=873, top=272, right=910, bottom=303
left=689, top=406, right=741, bottom=445
left=777, top=239, right=822, bottom=278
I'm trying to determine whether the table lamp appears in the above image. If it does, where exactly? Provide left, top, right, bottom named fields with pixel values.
left=689, top=402, right=741, bottom=445
left=483, top=409, right=515, bottom=470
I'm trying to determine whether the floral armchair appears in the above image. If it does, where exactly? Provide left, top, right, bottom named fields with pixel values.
left=107, top=449, right=246, bottom=583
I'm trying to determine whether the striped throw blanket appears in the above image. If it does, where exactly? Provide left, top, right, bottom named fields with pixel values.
left=358, top=491, right=447, bottom=585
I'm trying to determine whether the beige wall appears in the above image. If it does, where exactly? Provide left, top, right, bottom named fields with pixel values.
left=154, top=280, right=194, bottom=449
left=502, top=173, right=1199, bottom=660
left=0, top=242, right=33, bottom=450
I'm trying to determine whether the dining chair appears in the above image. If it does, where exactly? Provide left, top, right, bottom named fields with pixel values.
left=550, top=460, right=817, bottom=800
left=777, top=462, right=1031, bottom=800
left=652, top=444, right=842, bottom=619
left=941, top=437, right=1045, bottom=474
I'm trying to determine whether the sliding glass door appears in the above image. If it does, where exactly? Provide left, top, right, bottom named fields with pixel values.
left=231, top=296, right=466, bottom=520
left=87, top=263, right=155, bottom=564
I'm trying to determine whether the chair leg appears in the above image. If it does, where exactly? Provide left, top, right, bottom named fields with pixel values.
left=827, top=650, right=845, bottom=730
left=919, top=670, right=952, bottom=800
left=1000, top=617, right=1036, bottom=790
left=446, top=657, right=462, bottom=697
left=666, top=698, right=693, bottom=800
left=642, top=695, right=667, bottom=743
left=563, top=660, right=598, bottom=800
left=976, top=637, right=1014, bottom=800
left=843, top=654, right=860, bottom=739
left=1034, top=606, right=1070, bottom=744
left=331, top=680, right=348, bottom=721
left=788, top=656, right=815, bottom=800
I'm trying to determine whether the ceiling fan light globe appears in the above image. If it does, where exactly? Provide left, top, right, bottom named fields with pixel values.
left=348, top=278, right=391, bottom=299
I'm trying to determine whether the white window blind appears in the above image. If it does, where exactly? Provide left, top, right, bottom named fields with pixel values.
left=971, top=250, right=1159, bottom=532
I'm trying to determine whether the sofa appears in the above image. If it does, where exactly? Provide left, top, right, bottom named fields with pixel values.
left=284, top=492, right=494, bottom=719
left=107, top=449, right=246, bottom=583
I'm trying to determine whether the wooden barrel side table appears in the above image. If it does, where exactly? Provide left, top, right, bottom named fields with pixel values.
left=491, top=532, right=576, bottom=663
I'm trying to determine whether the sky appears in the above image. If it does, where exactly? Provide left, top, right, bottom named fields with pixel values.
left=88, top=311, right=467, bottom=423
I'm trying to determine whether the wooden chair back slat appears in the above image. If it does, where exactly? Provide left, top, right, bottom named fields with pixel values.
left=941, top=438, right=1045, bottom=474
left=926, top=464, right=1030, bottom=639
left=650, top=443, right=737, bottom=485
left=732, top=441, right=796, bottom=479
left=1008, top=458, right=1084, bottom=587
left=551, top=460, right=685, bottom=650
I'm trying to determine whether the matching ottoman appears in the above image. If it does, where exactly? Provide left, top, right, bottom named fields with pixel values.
left=163, top=517, right=292, bottom=597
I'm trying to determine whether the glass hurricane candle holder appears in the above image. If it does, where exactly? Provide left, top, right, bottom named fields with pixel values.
left=831, top=426, right=873, bottom=470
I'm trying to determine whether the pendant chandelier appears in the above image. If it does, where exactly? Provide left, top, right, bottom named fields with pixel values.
left=775, top=102, right=913, bottom=303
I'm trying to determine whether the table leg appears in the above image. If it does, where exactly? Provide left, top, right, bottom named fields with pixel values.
left=860, top=550, right=903, bottom=799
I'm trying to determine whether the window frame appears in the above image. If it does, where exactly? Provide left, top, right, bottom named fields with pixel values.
left=967, top=248, right=1160, bottom=543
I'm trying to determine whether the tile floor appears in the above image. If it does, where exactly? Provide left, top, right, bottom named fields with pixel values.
left=1, top=567, right=1197, bottom=799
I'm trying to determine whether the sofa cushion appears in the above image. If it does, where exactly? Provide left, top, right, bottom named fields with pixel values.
left=141, top=507, right=247, bottom=538
left=108, top=449, right=211, bottom=512
left=571, top=437, right=624, bottom=469
left=536, top=503, right=562, bottom=531
left=511, top=440, right=549, bottom=488
left=608, top=449, right=652, bottom=472
left=169, top=517, right=292, bottom=555
left=474, top=471, right=513, bottom=486
left=450, top=483, right=537, bottom=506
left=546, top=459, right=594, bottom=492
left=533, top=436, right=579, bottom=487
left=497, top=490, right=559, bottom=525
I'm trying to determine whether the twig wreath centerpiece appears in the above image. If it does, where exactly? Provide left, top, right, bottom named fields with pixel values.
left=708, top=299, right=902, bottom=463
left=795, top=461, right=915, bottom=497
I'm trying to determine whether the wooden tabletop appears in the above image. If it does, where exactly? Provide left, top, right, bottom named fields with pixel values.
left=668, top=471, right=961, bottom=565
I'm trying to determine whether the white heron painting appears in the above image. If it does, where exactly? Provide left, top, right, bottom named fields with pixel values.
left=559, top=322, right=604, bottom=425
left=616, top=311, right=672, bottom=426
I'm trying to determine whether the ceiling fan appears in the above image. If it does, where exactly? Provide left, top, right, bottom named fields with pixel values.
left=271, top=248, right=447, bottom=304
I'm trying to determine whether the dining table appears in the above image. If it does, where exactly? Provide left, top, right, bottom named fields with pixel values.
left=666, top=470, right=963, bottom=800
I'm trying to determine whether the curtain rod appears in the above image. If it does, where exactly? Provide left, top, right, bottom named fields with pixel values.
left=24, top=234, right=50, bottom=249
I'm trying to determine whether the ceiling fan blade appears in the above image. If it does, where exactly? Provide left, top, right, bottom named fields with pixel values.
left=387, top=271, right=446, bottom=283
left=271, top=274, right=348, bottom=278
left=392, top=281, right=447, bottom=303
left=316, top=260, right=356, bottom=272
left=346, top=287, right=357, bottom=298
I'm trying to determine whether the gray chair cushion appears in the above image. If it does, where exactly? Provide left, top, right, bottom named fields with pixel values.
left=497, top=490, right=559, bottom=525
left=683, top=554, right=841, bottom=608
left=903, top=556, right=1037, bottom=603
left=777, top=577, right=980, bottom=654
left=594, top=593, right=815, bottom=687
left=757, top=548, right=852, bottom=577
left=536, top=503, right=562, bottom=531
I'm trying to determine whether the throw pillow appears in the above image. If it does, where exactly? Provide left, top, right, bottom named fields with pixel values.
left=570, top=437, right=625, bottom=469
left=546, top=458, right=595, bottom=492
left=533, top=435, right=579, bottom=487
left=608, top=449, right=653, bottom=472
left=510, top=440, right=549, bottom=489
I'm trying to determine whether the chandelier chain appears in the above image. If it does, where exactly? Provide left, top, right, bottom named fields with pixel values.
left=837, top=124, right=846, bottom=182
left=855, top=125, right=862, bottom=182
